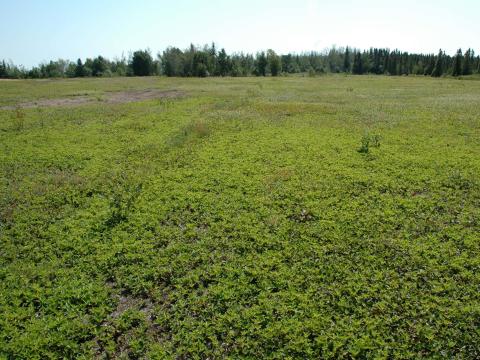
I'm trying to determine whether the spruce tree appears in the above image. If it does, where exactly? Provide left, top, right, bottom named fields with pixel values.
left=389, top=51, right=398, bottom=75
left=431, top=50, right=444, bottom=77
left=343, top=47, right=351, bottom=72
left=372, top=48, right=381, bottom=74
left=217, top=49, right=230, bottom=76
left=255, top=52, right=267, bottom=76
left=452, top=49, right=462, bottom=76
left=352, top=52, right=363, bottom=74
left=208, top=42, right=217, bottom=75
left=74, top=59, right=85, bottom=77
left=424, top=55, right=435, bottom=76
left=192, top=51, right=209, bottom=77
left=462, top=49, right=473, bottom=75
left=0, top=60, right=6, bottom=78
left=383, top=54, right=390, bottom=75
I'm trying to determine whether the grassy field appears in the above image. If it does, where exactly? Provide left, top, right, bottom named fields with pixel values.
left=1, top=75, right=480, bottom=359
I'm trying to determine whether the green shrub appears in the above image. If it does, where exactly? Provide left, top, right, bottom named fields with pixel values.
left=358, top=133, right=381, bottom=153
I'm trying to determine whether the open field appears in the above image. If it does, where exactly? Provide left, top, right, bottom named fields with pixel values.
left=1, top=75, right=480, bottom=359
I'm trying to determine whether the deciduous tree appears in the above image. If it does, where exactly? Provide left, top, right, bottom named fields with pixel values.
left=131, top=50, right=153, bottom=76
left=267, top=49, right=281, bottom=76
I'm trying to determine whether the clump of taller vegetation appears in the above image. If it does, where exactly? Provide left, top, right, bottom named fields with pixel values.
left=358, top=133, right=381, bottom=153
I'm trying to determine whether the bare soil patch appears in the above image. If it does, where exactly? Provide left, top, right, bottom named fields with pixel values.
left=92, top=283, right=163, bottom=359
left=1, top=89, right=184, bottom=109
left=106, top=89, right=183, bottom=104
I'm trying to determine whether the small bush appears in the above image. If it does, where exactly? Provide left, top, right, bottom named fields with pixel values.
left=358, top=133, right=381, bottom=153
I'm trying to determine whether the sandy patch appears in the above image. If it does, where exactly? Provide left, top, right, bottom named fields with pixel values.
left=1, top=89, right=184, bottom=109
left=106, top=89, right=183, bottom=104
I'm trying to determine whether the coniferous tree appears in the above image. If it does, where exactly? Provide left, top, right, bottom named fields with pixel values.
left=83, top=58, right=93, bottom=77
left=230, top=57, right=243, bottom=77
left=383, top=53, right=390, bottom=75
left=208, top=42, right=217, bottom=75
left=192, top=51, right=209, bottom=77
left=0, top=60, right=7, bottom=78
left=431, top=50, right=444, bottom=77
left=74, top=59, right=85, bottom=77
left=424, top=55, right=435, bottom=76
left=462, top=49, right=473, bottom=75
left=2, top=43, right=478, bottom=79
left=343, top=46, right=351, bottom=72
left=352, top=52, right=364, bottom=74
left=370, top=48, right=381, bottom=74
left=361, top=51, right=370, bottom=74
left=281, top=54, right=293, bottom=73
left=217, top=48, right=230, bottom=76
left=452, top=49, right=463, bottom=76
left=182, top=44, right=196, bottom=76
left=388, top=51, right=398, bottom=75
left=255, top=52, right=267, bottom=76
left=92, top=56, right=109, bottom=76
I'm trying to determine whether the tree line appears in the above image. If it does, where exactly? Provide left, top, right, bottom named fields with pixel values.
left=1, top=44, right=479, bottom=79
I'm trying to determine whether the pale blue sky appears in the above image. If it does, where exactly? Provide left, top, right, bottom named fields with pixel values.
left=1, top=0, right=478, bottom=67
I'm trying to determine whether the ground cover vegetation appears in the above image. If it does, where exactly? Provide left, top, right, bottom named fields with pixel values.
left=1, top=75, right=480, bottom=358
left=1, top=45, right=480, bottom=79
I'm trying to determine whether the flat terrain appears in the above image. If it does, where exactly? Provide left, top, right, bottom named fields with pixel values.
left=1, top=75, right=480, bottom=359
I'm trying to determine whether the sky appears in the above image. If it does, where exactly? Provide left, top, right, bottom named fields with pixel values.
left=1, top=0, right=478, bottom=68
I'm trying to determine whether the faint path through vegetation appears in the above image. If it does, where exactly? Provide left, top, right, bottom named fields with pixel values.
left=0, top=89, right=184, bottom=109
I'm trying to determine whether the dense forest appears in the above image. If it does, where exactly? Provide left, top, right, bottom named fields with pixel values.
left=1, top=44, right=479, bottom=79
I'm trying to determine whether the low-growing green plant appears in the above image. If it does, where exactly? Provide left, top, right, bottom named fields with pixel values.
left=106, top=182, right=143, bottom=228
left=358, top=132, right=381, bottom=153
left=1, top=75, right=479, bottom=359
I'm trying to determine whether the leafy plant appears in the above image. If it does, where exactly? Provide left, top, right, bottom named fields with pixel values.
left=358, top=133, right=381, bottom=153
left=1, top=75, right=479, bottom=359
